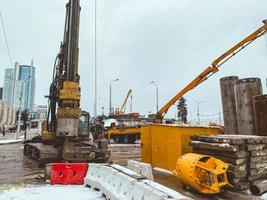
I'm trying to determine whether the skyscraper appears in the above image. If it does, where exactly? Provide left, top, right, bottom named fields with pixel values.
left=2, top=68, right=15, bottom=105
left=2, top=61, right=36, bottom=111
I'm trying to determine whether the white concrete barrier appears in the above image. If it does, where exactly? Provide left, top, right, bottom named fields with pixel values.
left=85, top=163, right=190, bottom=200
left=128, top=160, right=154, bottom=181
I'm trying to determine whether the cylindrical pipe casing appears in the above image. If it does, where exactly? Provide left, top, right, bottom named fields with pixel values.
left=174, top=153, right=229, bottom=194
left=57, top=118, right=79, bottom=137
left=220, top=76, right=239, bottom=134
left=235, top=78, right=262, bottom=135
left=253, top=94, right=267, bottom=136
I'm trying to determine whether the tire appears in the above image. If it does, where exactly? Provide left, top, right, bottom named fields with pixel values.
left=129, top=136, right=136, bottom=144
left=122, top=135, right=130, bottom=144
left=113, top=135, right=122, bottom=144
left=123, top=135, right=136, bottom=144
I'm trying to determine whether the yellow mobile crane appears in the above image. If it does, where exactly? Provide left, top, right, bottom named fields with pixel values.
left=155, top=20, right=267, bottom=122
left=114, top=89, right=133, bottom=115
left=119, top=89, right=133, bottom=114
left=107, top=89, right=143, bottom=144
left=108, top=20, right=267, bottom=144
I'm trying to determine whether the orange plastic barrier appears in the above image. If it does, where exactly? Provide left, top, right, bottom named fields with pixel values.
left=51, top=163, right=88, bottom=185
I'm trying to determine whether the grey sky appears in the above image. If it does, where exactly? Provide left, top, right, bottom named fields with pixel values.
left=1, top=0, right=267, bottom=121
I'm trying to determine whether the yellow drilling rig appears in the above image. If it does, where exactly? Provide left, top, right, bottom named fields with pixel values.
left=24, top=0, right=109, bottom=166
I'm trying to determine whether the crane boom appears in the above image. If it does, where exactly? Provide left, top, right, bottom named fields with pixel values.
left=156, top=20, right=267, bottom=121
left=119, top=89, right=133, bottom=113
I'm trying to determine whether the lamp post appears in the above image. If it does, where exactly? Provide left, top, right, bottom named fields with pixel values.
left=195, top=100, right=206, bottom=125
left=109, top=78, right=119, bottom=114
left=16, top=76, right=31, bottom=139
left=150, top=81, right=158, bottom=113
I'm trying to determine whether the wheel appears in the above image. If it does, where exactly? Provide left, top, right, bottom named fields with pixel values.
left=129, top=136, right=136, bottom=144
left=113, top=135, right=122, bottom=143
left=122, top=135, right=130, bottom=144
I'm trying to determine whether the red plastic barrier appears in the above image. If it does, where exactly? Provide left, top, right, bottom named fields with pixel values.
left=51, top=163, right=88, bottom=185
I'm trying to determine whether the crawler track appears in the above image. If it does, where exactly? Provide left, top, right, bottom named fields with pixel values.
left=23, top=143, right=60, bottom=166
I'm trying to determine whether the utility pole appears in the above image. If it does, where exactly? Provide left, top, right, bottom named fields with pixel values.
left=150, top=81, right=159, bottom=113
left=16, top=76, right=31, bottom=139
left=94, top=0, right=97, bottom=117
left=109, top=79, right=119, bottom=114
left=196, top=100, right=206, bottom=125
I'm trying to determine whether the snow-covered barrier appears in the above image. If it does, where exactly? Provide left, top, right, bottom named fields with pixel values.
left=85, top=163, right=191, bottom=200
left=128, top=160, right=154, bottom=181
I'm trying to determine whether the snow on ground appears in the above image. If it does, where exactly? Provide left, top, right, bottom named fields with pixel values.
left=0, top=138, right=24, bottom=145
left=0, top=185, right=105, bottom=200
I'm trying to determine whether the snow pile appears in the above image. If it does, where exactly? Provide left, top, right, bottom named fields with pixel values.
left=0, top=185, right=105, bottom=200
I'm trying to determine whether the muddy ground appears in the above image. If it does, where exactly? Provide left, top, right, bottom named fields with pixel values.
left=0, top=143, right=43, bottom=185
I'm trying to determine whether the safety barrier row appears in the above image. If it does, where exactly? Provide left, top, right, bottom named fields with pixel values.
left=84, top=163, right=190, bottom=200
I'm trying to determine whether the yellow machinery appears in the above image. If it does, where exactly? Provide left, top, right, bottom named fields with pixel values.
left=174, top=153, right=230, bottom=194
left=141, top=124, right=222, bottom=171
left=106, top=126, right=141, bottom=143
left=24, top=0, right=109, bottom=166
left=154, top=20, right=267, bottom=122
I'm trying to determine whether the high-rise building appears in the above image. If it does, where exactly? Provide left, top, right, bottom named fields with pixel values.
left=2, top=61, right=36, bottom=111
left=2, top=68, right=15, bottom=105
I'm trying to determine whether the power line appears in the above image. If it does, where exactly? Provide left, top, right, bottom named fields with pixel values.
left=0, top=11, right=13, bottom=67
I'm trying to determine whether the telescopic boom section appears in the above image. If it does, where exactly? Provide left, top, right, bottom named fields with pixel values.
left=155, top=20, right=267, bottom=121
left=120, top=89, right=133, bottom=113
left=55, top=0, right=82, bottom=137
left=66, top=0, right=80, bottom=82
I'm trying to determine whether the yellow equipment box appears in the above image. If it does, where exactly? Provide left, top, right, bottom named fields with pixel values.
left=141, top=124, right=222, bottom=171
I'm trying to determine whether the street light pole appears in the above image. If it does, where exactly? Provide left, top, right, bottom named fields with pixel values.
left=195, top=100, right=206, bottom=125
left=109, top=79, right=119, bottom=115
left=16, top=76, right=31, bottom=140
left=150, top=81, right=158, bottom=113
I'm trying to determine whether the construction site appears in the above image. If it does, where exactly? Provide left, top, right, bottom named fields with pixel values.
left=0, top=0, right=267, bottom=199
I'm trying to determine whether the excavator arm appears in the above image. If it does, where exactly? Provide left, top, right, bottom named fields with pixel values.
left=156, top=20, right=267, bottom=121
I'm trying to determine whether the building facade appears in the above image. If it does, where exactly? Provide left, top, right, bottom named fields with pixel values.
left=30, top=105, right=47, bottom=120
left=2, top=62, right=36, bottom=111
left=0, top=100, right=16, bottom=128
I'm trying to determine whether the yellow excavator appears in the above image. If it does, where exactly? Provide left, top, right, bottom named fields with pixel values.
left=24, top=0, right=109, bottom=166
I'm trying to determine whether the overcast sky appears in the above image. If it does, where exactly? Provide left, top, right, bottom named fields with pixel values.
left=1, top=0, right=267, bottom=122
